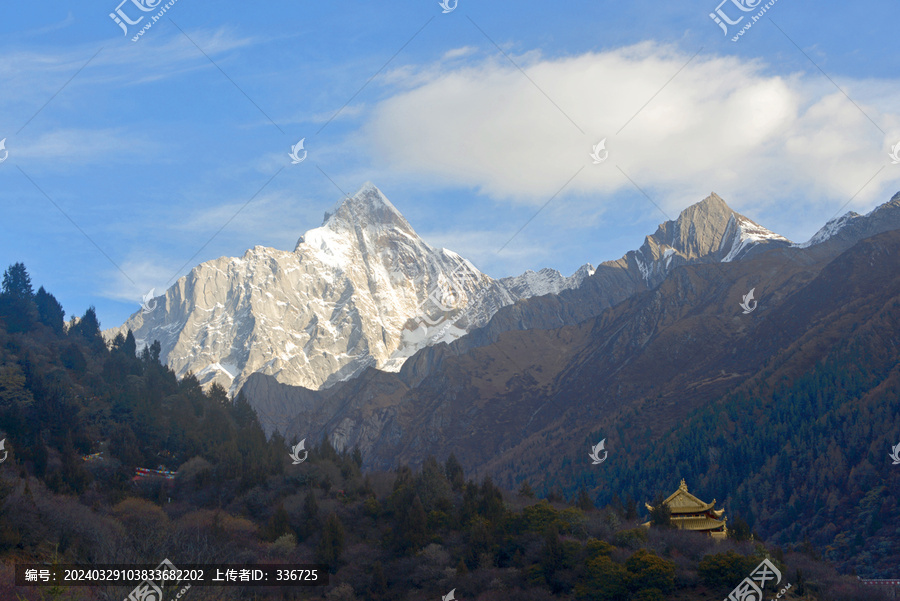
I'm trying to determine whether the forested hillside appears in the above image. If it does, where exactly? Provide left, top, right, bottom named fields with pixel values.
left=540, top=231, right=900, bottom=577
left=0, top=262, right=885, bottom=600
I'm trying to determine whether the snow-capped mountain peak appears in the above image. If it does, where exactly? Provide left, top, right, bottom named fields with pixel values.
left=106, top=184, right=590, bottom=393
left=298, top=183, right=414, bottom=247
left=719, top=212, right=791, bottom=262
left=105, top=187, right=842, bottom=395
left=320, top=182, right=410, bottom=233
left=796, top=191, right=900, bottom=249
left=796, top=211, right=862, bottom=249
left=621, top=192, right=791, bottom=287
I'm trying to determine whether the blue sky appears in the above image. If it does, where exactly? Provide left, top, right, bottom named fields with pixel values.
left=1, top=0, right=899, bottom=328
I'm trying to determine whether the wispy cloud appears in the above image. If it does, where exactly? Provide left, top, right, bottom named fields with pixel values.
left=442, top=46, right=476, bottom=61
left=363, top=42, right=900, bottom=214
left=0, top=27, right=258, bottom=115
left=99, top=187, right=325, bottom=305
left=102, top=258, right=174, bottom=307
left=2, top=12, right=76, bottom=40
left=9, top=128, right=159, bottom=165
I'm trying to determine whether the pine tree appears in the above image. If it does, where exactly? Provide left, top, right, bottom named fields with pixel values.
left=479, top=477, right=506, bottom=523
left=444, top=453, right=465, bottom=490
left=140, top=340, right=162, bottom=364
left=300, top=489, right=319, bottom=539
left=230, top=392, right=257, bottom=428
left=124, top=330, right=138, bottom=357
left=319, top=436, right=338, bottom=461
left=316, top=512, right=346, bottom=570
left=727, top=514, right=752, bottom=541
left=455, top=557, right=468, bottom=576
left=518, top=481, right=535, bottom=498
left=1, top=262, right=33, bottom=299
left=0, top=263, right=37, bottom=332
left=625, top=495, right=638, bottom=520
left=404, top=495, right=428, bottom=551
left=648, top=492, right=672, bottom=528
left=69, top=306, right=105, bottom=351
left=541, top=525, right=564, bottom=574
left=208, top=383, right=229, bottom=405
left=60, top=342, right=87, bottom=373
left=540, top=525, right=570, bottom=593
left=59, top=431, right=91, bottom=494
left=266, top=503, right=292, bottom=541
left=369, top=561, right=388, bottom=601
left=610, top=492, right=624, bottom=517
left=576, top=487, right=594, bottom=511
left=34, top=287, right=65, bottom=334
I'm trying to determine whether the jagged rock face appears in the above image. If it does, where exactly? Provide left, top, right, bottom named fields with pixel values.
left=417, top=193, right=793, bottom=365
left=796, top=191, right=900, bottom=252
left=242, top=193, right=900, bottom=482
left=242, top=190, right=806, bottom=434
left=105, top=183, right=592, bottom=393
left=107, top=183, right=890, bottom=398
left=241, top=190, right=900, bottom=454
left=620, top=192, right=791, bottom=288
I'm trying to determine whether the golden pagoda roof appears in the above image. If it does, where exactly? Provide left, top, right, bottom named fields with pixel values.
left=642, top=515, right=726, bottom=529
left=656, top=479, right=720, bottom=514
left=670, top=515, right=726, bottom=530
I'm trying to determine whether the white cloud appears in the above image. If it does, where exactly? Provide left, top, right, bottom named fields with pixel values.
left=0, top=27, right=258, bottom=112
left=11, top=12, right=76, bottom=39
left=99, top=188, right=325, bottom=306
left=442, top=46, right=477, bottom=61
left=363, top=43, right=900, bottom=214
left=102, top=258, right=174, bottom=307
left=420, top=226, right=553, bottom=277
left=171, top=189, right=317, bottom=243
left=11, top=128, right=158, bottom=164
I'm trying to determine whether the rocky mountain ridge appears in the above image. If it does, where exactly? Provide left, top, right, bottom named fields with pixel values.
left=384, top=191, right=795, bottom=381
left=241, top=190, right=900, bottom=453
left=108, top=184, right=900, bottom=397
left=105, top=183, right=592, bottom=392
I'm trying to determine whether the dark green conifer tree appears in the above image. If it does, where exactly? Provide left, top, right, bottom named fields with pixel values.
left=316, top=512, right=345, bottom=570
left=576, top=487, right=594, bottom=511
left=1, top=262, right=33, bottom=299
left=34, top=286, right=64, bottom=334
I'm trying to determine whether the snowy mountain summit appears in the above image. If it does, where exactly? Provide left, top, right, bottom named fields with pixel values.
left=107, top=183, right=593, bottom=393
left=795, top=191, right=900, bottom=249
left=604, top=192, right=791, bottom=290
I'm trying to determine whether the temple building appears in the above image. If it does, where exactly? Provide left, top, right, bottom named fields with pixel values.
left=642, top=479, right=727, bottom=539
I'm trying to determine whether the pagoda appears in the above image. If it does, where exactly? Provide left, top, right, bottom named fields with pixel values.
left=642, top=479, right=727, bottom=539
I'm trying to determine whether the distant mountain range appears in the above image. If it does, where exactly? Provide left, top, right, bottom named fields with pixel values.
left=237, top=190, right=900, bottom=576
left=106, top=183, right=594, bottom=393
left=106, top=184, right=813, bottom=394
left=240, top=190, right=900, bottom=442
left=106, top=184, right=900, bottom=574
